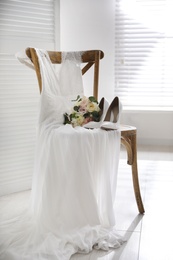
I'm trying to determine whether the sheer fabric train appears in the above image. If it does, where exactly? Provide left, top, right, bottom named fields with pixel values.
left=0, top=49, right=124, bottom=260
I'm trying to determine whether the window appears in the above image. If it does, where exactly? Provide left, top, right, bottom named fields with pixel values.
left=0, top=0, right=60, bottom=195
left=114, top=0, right=173, bottom=109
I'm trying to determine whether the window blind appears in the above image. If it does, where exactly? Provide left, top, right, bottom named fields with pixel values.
left=0, top=54, right=38, bottom=195
left=0, top=0, right=54, bottom=41
left=0, top=0, right=59, bottom=196
left=114, top=0, right=173, bottom=108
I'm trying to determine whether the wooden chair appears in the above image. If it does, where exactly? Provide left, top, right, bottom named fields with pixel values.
left=26, top=47, right=145, bottom=214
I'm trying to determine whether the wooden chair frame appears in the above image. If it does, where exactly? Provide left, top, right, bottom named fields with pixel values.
left=26, top=47, right=145, bottom=214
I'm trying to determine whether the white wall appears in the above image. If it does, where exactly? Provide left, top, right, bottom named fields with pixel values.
left=60, top=0, right=173, bottom=146
left=60, top=0, right=115, bottom=101
left=121, top=109, right=173, bottom=146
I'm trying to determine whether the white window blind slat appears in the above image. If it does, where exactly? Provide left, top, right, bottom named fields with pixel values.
left=0, top=0, right=54, bottom=41
left=114, top=0, right=173, bottom=108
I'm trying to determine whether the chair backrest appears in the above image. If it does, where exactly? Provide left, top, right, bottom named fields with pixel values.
left=25, top=48, right=104, bottom=99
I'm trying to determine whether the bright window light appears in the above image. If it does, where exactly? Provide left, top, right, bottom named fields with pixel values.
left=114, top=0, right=173, bottom=109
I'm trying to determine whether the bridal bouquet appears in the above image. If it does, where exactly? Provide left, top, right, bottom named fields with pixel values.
left=64, top=95, right=101, bottom=127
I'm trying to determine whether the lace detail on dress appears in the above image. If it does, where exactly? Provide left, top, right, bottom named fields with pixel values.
left=59, top=51, right=84, bottom=97
left=61, top=51, right=83, bottom=64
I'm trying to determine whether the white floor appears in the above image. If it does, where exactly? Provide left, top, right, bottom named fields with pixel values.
left=0, top=145, right=173, bottom=260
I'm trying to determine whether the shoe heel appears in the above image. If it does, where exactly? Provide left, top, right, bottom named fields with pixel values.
left=101, top=96, right=120, bottom=130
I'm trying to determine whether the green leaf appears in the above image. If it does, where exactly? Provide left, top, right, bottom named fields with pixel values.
left=83, top=112, right=90, bottom=118
left=73, top=106, right=79, bottom=112
left=91, top=111, right=100, bottom=122
left=89, top=96, right=98, bottom=103
left=64, top=113, right=71, bottom=124
left=71, top=95, right=80, bottom=102
left=70, top=113, right=76, bottom=119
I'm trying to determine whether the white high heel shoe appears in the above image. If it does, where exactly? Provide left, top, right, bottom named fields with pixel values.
left=101, top=96, right=121, bottom=130
left=83, top=97, right=109, bottom=129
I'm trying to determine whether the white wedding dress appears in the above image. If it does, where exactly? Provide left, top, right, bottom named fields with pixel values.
left=0, top=49, right=124, bottom=260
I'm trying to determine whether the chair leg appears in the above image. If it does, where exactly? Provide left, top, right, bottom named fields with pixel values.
left=121, top=132, right=145, bottom=214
